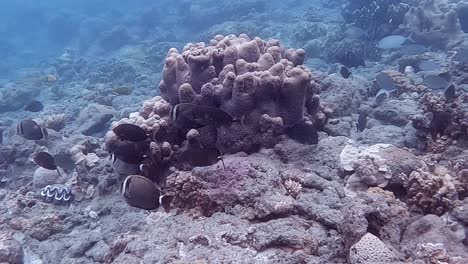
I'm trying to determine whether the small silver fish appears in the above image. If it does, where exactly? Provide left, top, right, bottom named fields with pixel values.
left=377, top=35, right=408, bottom=49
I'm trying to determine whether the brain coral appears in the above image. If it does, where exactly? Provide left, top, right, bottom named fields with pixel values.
left=348, top=233, right=396, bottom=264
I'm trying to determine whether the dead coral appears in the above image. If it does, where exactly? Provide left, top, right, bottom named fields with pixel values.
left=37, top=113, right=67, bottom=131
left=406, top=165, right=458, bottom=215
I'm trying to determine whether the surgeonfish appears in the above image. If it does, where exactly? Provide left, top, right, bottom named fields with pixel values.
left=24, top=100, right=44, bottom=112
left=139, top=158, right=164, bottom=182
left=53, top=153, right=77, bottom=171
left=34, top=152, right=57, bottom=170
left=340, top=66, right=352, bottom=79
left=285, top=121, right=319, bottom=145
left=336, top=50, right=365, bottom=68
left=400, top=44, right=427, bottom=55
left=112, top=87, right=133, bottom=96
left=418, top=60, right=438, bottom=71
left=356, top=112, right=367, bottom=132
left=113, top=123, right=148, bottom=142
left=423, top=74, right=449, bottom=90
left=178, top=147, right=223, bottom=167
left=376, top=72, right=396, bottom=91
left=121, top=175, right=172, bottom=212
left=17, top=119, right=48, bottom=140
left=111, top=154, right=140, bottom=175
left=112, top=140, right=149, bottom=164
left=444, top=83, right=457, bottom=101
left=171, top=103, right=235, bottom=129
left=429, top=111, right=451, bottom=140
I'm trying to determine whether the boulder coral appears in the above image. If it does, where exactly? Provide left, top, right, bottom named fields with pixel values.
left=158, top=33, right=326, bottom=153
left=403, top=0, right=464, bottom=48
left=106, top=34, right=327, bottom=165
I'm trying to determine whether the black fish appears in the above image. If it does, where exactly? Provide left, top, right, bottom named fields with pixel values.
left=34, top=152, right=57, bottom=170
left=430, top=111, right=451, bottom=140
left=113, top=140, right=149, bottom=164
left=285, top=122, right=318, bottom=145
left=113, top=123, right=148, bottom=142
left=53, top=153, right=76, bottom=171
left=0, top=128, right=3, bottom=145
left=336, top=50, right=365, bottom=68
left=17, top=119, right=48, bottom=140
left=340, top=66, right=352, bottom=79
left=171, top=103, right=235, bottom=129
left=121, top=175, right=161, bottom=210
left=178, top=147, right=222, bottom=167
left=444, top=83, right=457, bottom=101
left=111, top=154, right=140, bottom=175
left=139, top=159, right=164, bottom=182
left=356, top=112, right=367, bottom=132
left=24, top=100, right=44, bottom=112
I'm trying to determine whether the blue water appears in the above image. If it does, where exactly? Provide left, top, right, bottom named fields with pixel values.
left=1, top=0, right=326, bottom=80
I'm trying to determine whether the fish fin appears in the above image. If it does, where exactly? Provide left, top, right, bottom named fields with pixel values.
left=159, top=195, right=174, bottom=213
left=217, top=148, right=226, bottom=170
left=430, top=127, right=438, bottom=141
left=42, top=127, right=48, bottom=139
left=233, top=115, right=246, bottom=128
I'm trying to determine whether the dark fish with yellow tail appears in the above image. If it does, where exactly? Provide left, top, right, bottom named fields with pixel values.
left=17, top=119, right=48, bottom=140
left=24, top=100, right=44, bottom=112
left=112, top=140, right=149, bottom=164
left=139, top=158, right=164, bottom=182
left=444, top=83, right=457, bottom=101
left=34, top=152, right=57, bottom=170
left=430, top=111, right=451, bottom=140
left=340, top=66, right=352, bottom=79
left=53, top=153, right=77, bottom=171
left=113, top=123, right=148, bottom=142
left=285, top=121, right=318, bottom=145
left=356, top=112, right=367, bottom=132
left=178, top=147, right=223, bottom=167
left=121, top=175, right=172, bottom=212
left=112, top=87, right=133, bottom=96
left=171, top=103, right=236, bottom=129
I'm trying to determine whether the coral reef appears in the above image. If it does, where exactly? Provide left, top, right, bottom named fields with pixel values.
left=411, top=84, right=467, bottom=152
left=105, top=34, right=328, bottom=181
left=406, top=158, right=468, bottom=215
